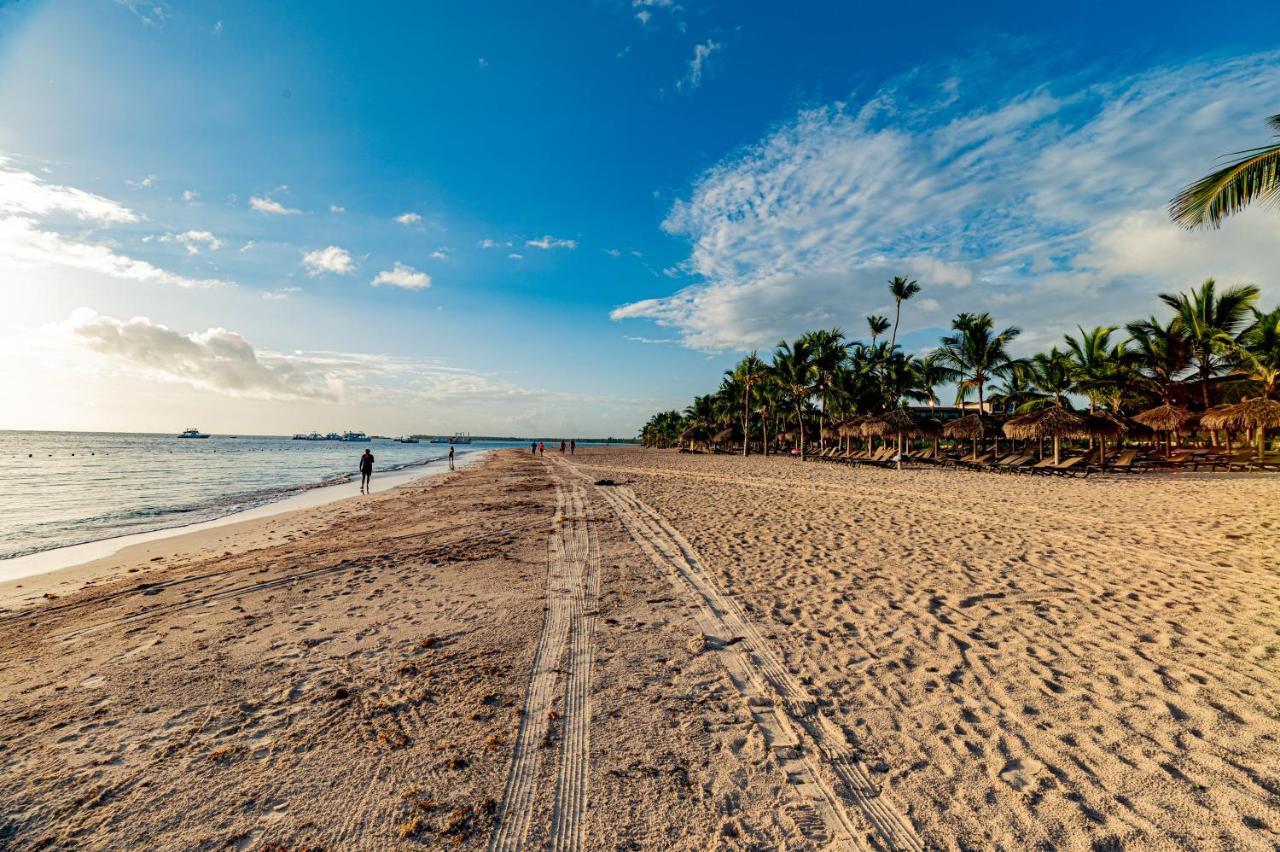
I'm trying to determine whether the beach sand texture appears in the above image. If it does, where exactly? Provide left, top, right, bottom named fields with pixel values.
left=0, top=447, right=1278, bottom=849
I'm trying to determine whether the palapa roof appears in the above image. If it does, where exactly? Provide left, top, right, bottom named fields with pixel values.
left=1080, top=412, right=1126, bottom=438
left=711, top=426, right=738, bottom=444
left=1132, top=403, right=1198, bottom=432
left=1199, top=403, right=1241, bottom=431
left=1002, top=405, right=1088, bottom=439
left=860, top=409, right=918, bottom=437
left=837, top=416, right=868, bottom=438
left=1229, top=396, right=1280, bottom=429
left=820, top=425, right=841, bottom=441
left=679, top=425, right=705, bottom=441
left=941, top=413, right=1003, bottom=439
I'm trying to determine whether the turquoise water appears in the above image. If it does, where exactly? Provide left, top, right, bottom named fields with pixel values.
left=0, top=431, right=533, bottom=561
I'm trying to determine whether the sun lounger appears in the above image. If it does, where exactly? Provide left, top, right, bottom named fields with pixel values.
left=956, top=453, right=994, bottom=468
left=1022, top=457, right=1059, bottom=474
left=987, top=454, right=1033, bottom=472
left=1040, top=455, right=1090, bottom=477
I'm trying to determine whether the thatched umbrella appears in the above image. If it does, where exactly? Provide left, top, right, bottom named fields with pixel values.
left=711, top=426, right=737, bottom=448
left=836, top=416, right=867, bottom=453
left=1080, top=412, right=1126, bottom=465
left=1132, top=404, right=1197, bottom=457
left=861, top=409, right=919, bottom=456
left=679, top=424, right=705, bottom=449
left=942, top=413, right=1004, bottom=457
left=1200, top=403, right=1240, bottom=451
left=1003, top=405, right=1087, bottom=464
left=1226, top=397, right=1280, bottom=459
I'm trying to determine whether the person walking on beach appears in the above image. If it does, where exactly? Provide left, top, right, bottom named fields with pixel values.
left=538, top=442, right=545, bottom=457
left=569, top=439, right=575, bottom=455
left=531, top=442, right=537, bottom=455
left=448, top=445, right=455, bottom=470
left=359, top=448, right=374, bottom=494
left=559, top=440, right=566, bottom=454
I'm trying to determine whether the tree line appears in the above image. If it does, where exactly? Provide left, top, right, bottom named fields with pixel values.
left=639, top=277, right=1279, bottom=459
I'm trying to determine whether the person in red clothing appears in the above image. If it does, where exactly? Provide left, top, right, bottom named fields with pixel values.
left=538, top=442, right=545, bottom=456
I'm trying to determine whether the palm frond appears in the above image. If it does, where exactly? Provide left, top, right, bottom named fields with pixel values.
left=1169, top=142, right=1280, bottom=229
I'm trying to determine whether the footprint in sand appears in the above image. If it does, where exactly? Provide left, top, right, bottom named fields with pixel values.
left=998, top=757, right=1045, bottom=792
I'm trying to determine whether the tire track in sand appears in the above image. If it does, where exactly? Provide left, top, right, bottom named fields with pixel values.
left=560, top=460, right=923, bottom=851
left=490, top=471, right=598, bottom=852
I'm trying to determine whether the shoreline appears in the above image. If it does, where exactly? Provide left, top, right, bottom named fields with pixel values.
left=0, top=449, right=489, bottom=606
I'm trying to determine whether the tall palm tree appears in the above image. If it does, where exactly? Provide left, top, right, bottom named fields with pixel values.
left=1159, top=278, right=1260, bottom=411
left=1022, top=348, right=1076, bottom=410
left=988, top=366, right=1037, bottom=415
left=730, top=352, right=767, bottom=456
left=1170, top=115, right=1280, bottom=229
left=866, top=315, right=890, bottom=346
left=772, top=336, right=817, bottom=459
left=935, top=312, right=1023, bottom=413
left=888, top=276, right=921, bottom=348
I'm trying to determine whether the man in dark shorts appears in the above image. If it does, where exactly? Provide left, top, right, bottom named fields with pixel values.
left=448, top=445, right=455, bottom=470
left=359, top=448, right=374, bottom=493
left=569, top=440, right=575, bottom=455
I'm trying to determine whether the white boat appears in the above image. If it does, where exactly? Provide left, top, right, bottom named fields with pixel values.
left=293, top=432, right=324, bottom=441
left=398, top=435, right=420, bottom=444
left=324, top=432, right=343, bottom=441
left=430, top=433, right=472, bottom=444
left=341, top=431, right=371, bottom=442
left=178, top=427, right=210, bottom=439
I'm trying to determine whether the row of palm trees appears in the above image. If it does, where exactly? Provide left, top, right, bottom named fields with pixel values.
left=639, top=277, right=1279, bottom=459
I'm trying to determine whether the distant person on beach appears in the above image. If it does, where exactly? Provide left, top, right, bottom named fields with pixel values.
left=359, top=449, right=374, bottom=494
left=569, top=440, right=575, bottom=455
left=448, top=445, right=455, bottom=470
left=531, top=442, right=537, bottom=455
left=538, top=442, right=545, bottom=456
left=559, top=440, right=566, bottom=453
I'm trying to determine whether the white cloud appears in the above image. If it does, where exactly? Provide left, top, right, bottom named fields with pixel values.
left=161, top=229, right=222, bottom=255
left=635, top=10, right=651, bottom=24
left=0, top=162, right=139, bottom=223
left=614, top=50, right=1280, bottom=351
left=678, top=40, right=720, bottom=92
left=126, top=174, right=157, bottom=189
left=0, top=217, right=229, bottom=288
left=526, top=235, right=578, bottom=250
left=479, top=238, right=512, bottom=249
left=181, top=189, right=199, bottom=203
left=250, top=195, right=301, bottom=215
left=508, top=253, right=524, bottom=260
left=68, top=308, right=339, bottom=401
left=604, top=248, right=622, bottom=257
left=239, top=240, right=256, bottom=253
left=394, top=211, right=422, bottom=225
left=212, top=20, right=222, bottom=36
left=302, top=245, right=354, bottom=276
left=371, top=262, right=431, bottom=290
left=330, top=203, right=345, bottom=214
left=478, top=57, right=489, bottom=69
left=116, top=0, right=167, bottom=26
left=260, top=286, right=301, bottom=301
left=431, top=248, right=449, bottom=260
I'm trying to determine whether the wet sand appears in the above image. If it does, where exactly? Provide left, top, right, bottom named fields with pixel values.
left=1, top=447, right=1278, bottom=849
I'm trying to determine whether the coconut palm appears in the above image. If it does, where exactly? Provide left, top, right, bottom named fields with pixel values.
left=772, top=336, right=817, bottom=459
left=1170, top=115, right=1280, bottom=229
left=987, top=366, right=1038, bottom=415
left=730, top=352, right=768, bottom=455
left=1064, top=325, right=1125, bottom=412
left=1230, top=306, right=1280, bottom=398
left=800, top=328, right=848, bottom=448
left=1159, top=278, right=1260, bottom=411
left=935, top=312, right=1023, bottom=413
left=1021, top=348, right=1076, bottom=411
left=866, top=315, right=890, bottom=346
left=888, top=276, right=921, bottom=348
left=1125, top=316, right=1191, bottom=405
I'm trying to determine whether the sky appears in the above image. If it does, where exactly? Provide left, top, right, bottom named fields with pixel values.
left=1, top=0, right=1279, bottom=437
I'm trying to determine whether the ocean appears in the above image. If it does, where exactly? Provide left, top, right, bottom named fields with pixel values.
left=0, top=431, right=536, bottom=561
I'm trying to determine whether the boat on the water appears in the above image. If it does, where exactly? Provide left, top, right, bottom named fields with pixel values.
left=397, top=435, right=420, bottom=443
left=430, top=433, right=472, bottom=444
left=341, top=431, right=371, bottom=442
left=178, top=427, right=210, bottom=439
left=324, top=432, right=342, bottom=441
left=292, top=432, right=325, bottom=441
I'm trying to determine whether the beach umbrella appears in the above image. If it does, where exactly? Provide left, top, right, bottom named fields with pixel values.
left=1226, top=397, right=1280, bottom=459
left=679, top=424, right=705, bottom=449
left=711, top=426, right=737, bottom=447
left=1200, top=403, right=1241, bottom=451
left=1002, top=405, right=1087, bottom=464
left=1132, top=404, right=1198, bottom=457
left=837, top=416, right=867, bottom=452
left=1080, top=412, right=1126, bottom=464
left=861, top=409, right=920, bottom=456
left=942, top=413, right=1004, bottom=457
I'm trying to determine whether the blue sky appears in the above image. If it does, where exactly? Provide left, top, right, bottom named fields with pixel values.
left=1, top=0, right=1278, bottom=436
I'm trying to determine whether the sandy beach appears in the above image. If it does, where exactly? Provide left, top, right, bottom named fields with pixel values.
left=2, top=446, right=1279, bottom=850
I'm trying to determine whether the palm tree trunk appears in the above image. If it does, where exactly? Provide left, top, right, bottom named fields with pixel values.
left=890, top=299, right=901, bottom=348
left=795, top=402, right=806, bottom=459
left=741, top=385, right=750, bottom=456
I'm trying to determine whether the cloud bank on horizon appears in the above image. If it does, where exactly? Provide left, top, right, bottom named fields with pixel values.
left=613, top=51, right=1280, bottom=353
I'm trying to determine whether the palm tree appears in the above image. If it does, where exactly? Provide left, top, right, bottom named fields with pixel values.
left=988, top=366, right=1038, bottom=415
left=1159, top=278, right=1260, bottom=411
left=866, top=315, right=890, bottom=346
left=800, top=329, right=847, bottom=448
left=1170, top=115, right=1280, bottom=229
left=772, top=337, right=817, bottom=459
left=1064, top=325, right=1123, bottom=413
left=1022, top=348, right=1075, bottom=410
left=1231, top=306, right=1280, bottom=398
left=888, top=276, right=921, bottom=348
left=1125, top=316, right=1191, bottom=405
left=754, top=378, right=784, bottom=457
left=731, top=352, right=767, bottom=456
left=935, top=312, right=1023, bottom=413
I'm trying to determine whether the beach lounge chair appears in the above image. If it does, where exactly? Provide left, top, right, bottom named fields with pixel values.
left=957, top=453, right=994, bottom=468
left=1106, top=449, right=1139, bottom=473
left=1041, top=455, right=1090, bottom=477
left=1023, top=457, right=1059, bottom=474
left=988, top=454, right=1033, bottom=472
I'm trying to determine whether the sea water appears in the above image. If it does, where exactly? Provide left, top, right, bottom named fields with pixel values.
left=0, top=431, right=520, bottom=561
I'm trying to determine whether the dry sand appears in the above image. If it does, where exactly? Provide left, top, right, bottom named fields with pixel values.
left=1, top=447, right=1278, bottom=850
